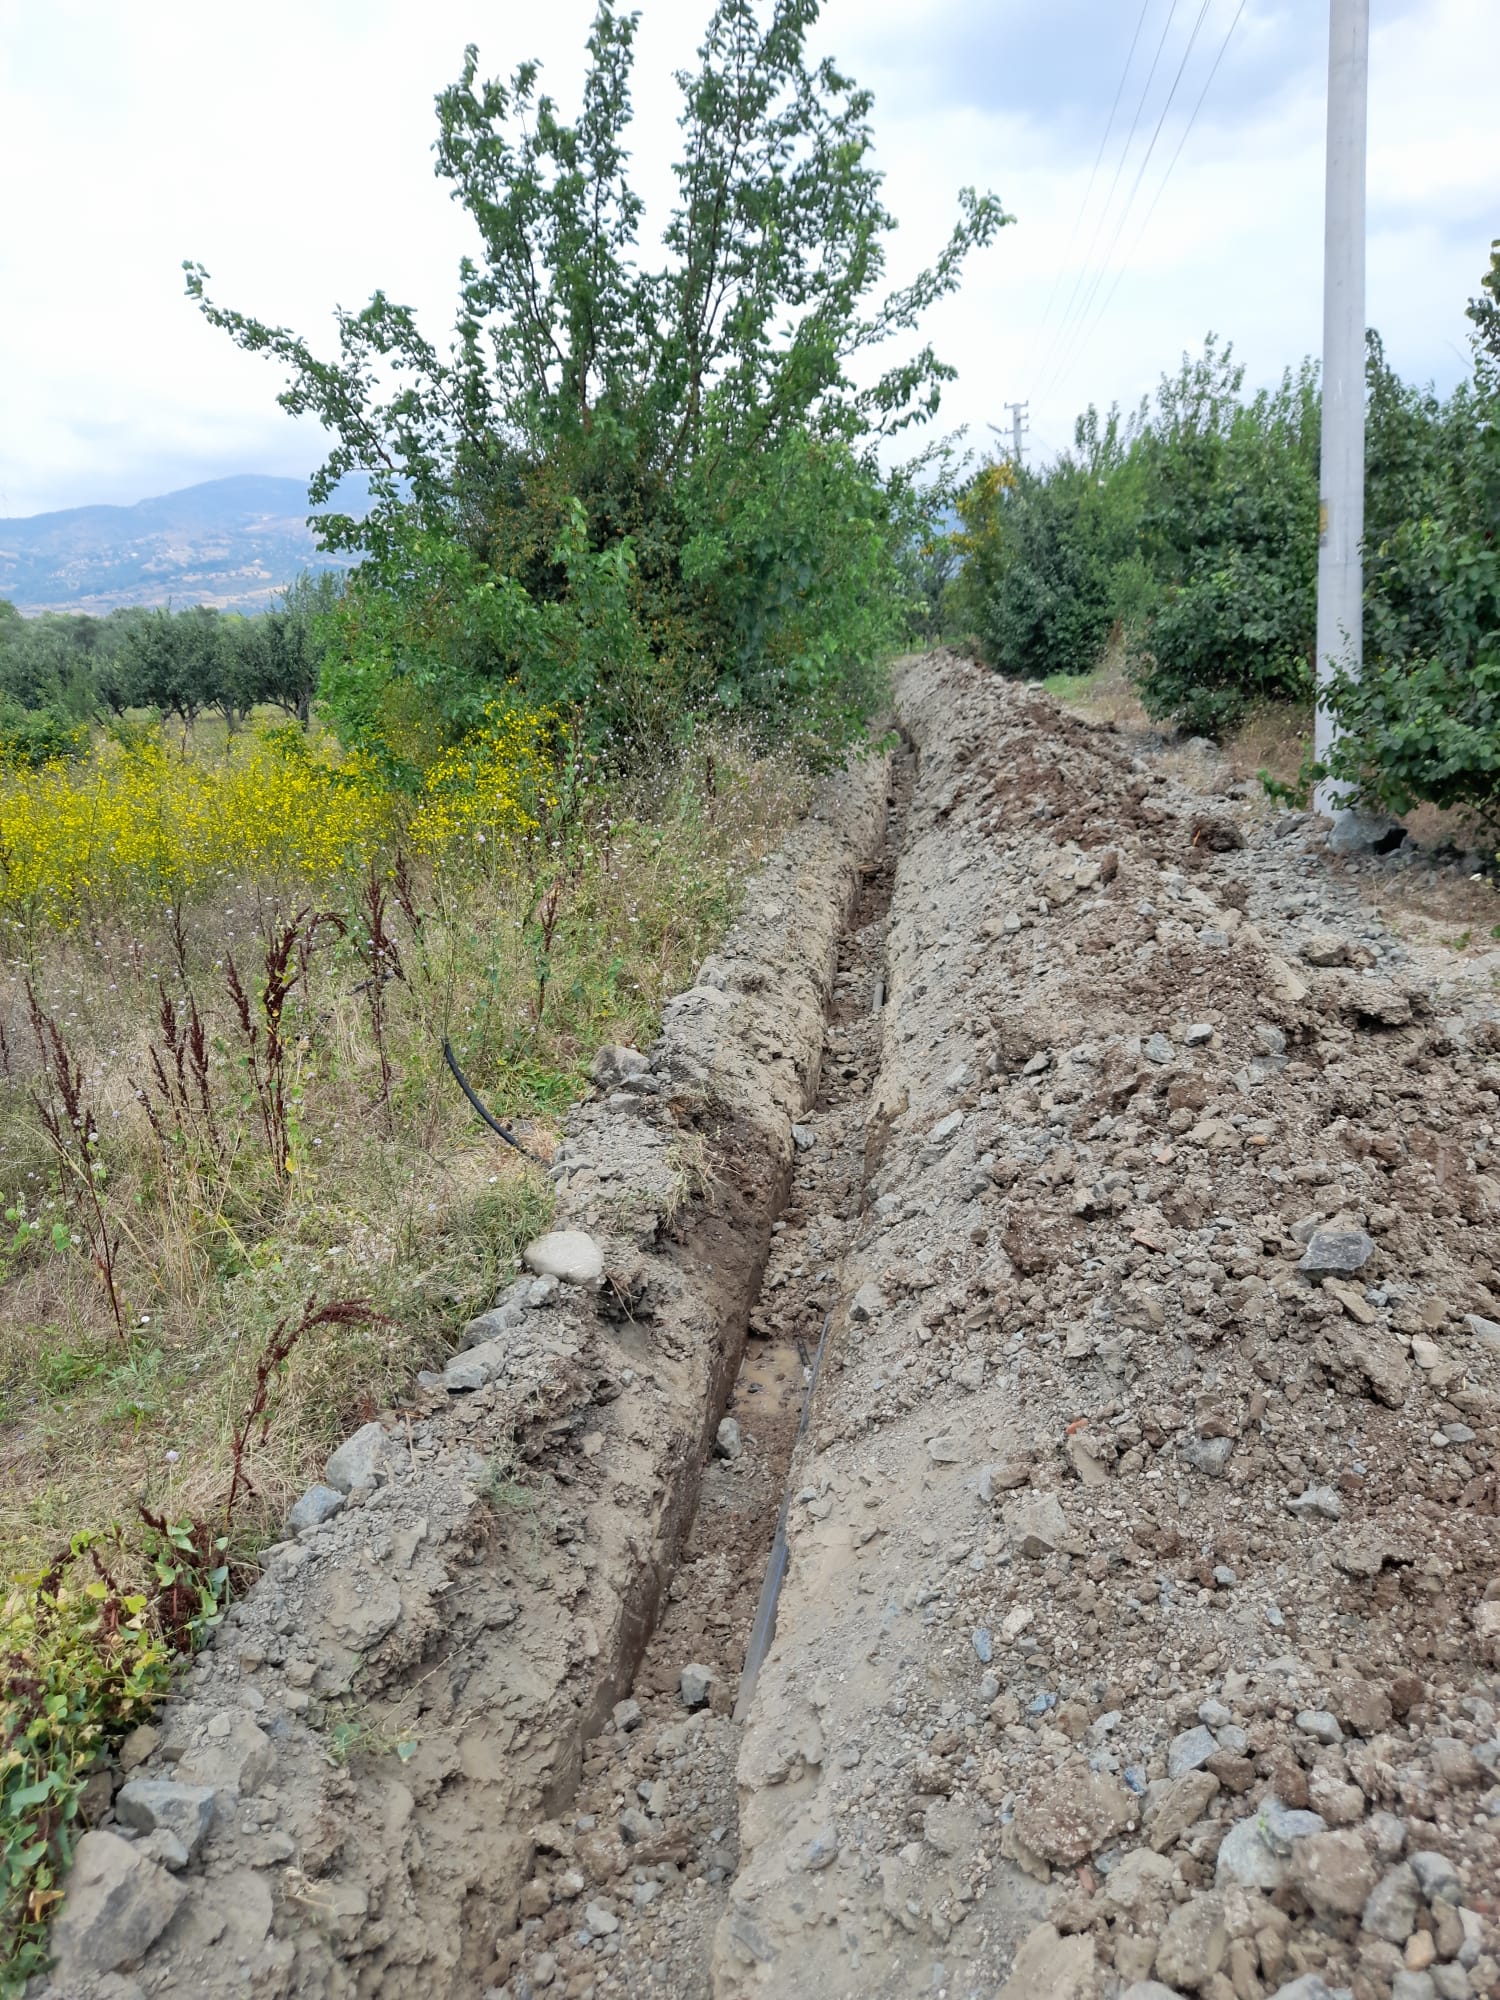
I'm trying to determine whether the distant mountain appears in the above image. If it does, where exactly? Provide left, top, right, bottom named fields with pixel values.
left=0, top=475, right=373, bottom=615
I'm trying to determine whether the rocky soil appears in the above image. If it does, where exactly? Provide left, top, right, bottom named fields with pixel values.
left=31, top=652, right=1500, bottom=2000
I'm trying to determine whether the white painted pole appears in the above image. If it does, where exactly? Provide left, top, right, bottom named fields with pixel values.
left=1313, top=0, right=1369, bottom=819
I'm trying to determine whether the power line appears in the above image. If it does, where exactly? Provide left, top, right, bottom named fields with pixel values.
left=1043, top=0, right=1183, bottom=374
left=1042, top=0, right=1217, bottom=396
left=1033, top=0, right=1155, bottom=351
left=1065, top=0, right=1250, bottom=376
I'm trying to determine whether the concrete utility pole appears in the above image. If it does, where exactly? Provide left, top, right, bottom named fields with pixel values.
left=1313, top=0, right=1369, bottom=819
left=1006, top=399, right=1030, bottom=470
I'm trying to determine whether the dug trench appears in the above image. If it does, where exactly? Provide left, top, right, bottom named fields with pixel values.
left=39, top=652, right=1500, bottom=2000
left=37, top=735, right=895, bottom=2000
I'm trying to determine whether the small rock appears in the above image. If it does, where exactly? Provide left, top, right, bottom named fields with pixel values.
left=1155, top=1893, right=1227, bottom=1989
left=1215, top=1798, right=1325, bottom=1891
left=1266, top=1981, right=1339, bottom=2000
left=612, top=1699, right=642, bottom=1733
left=1297, top=1228, right=1375, bottom=1279
left=1168, top=1726, right=1219, bottom=1779
left=618, top=1807, right=652, bottom=1844
left=791, top=1123, right=816, bottom=1152
left=803, top=1826, right=839, bottom=1871
left=1289, top=1829, right=1375, bottom=1917
left=523, top=1230, right=604, bottom=1287
left=49, top=1830, right=187, bottom=1977
left=175, top=1713, right=273, bottom=1795
left=1144, top=1032, right=1174, bottom=1065
left=1179, top=1435, right=1233, bottom=1478
left=928, top=1110, right=964, bottom=1148
left=850, top=1281, right=883, bottom=1323
left=591, top=1044, right=650, bottom=1087
left=118, top=1725, right=159, bottom=1774
left=584, top=1900, right=619, bottom=1937
left=927, top=1434, right=961, bottom=1463
left=1301, top=931, right=1350, bottom=967
left=995, top=1923, right=1097, bottom=2000
left=1002, top=1491, right=1069, bottom=1558
left=113, top=1782, right=216, bottom=1865
left=1286, top=1484, right=1344, bottom=1520
left=1364, top=1861, right=1422, bottom=1943
left=287, top=1483, right=345, bottom=1533
left=1392, top=1977, right=1438, bottom=2000
left=1295, top=1709, right=1343, bottom=1745
left=972, top=1627, right=993, bottom=1664
left=325, top=1421, right=392, bottom=1494
left=531, top=1952, right=558, bottom=1989
left=1409, top=1850, right=1463, bottom=1905
left=714, top=1417, right=742, bottom=1460
left=680, top=1663, right=714, bottom=1710
left=1184, top=1023, right=1215, bottom=1046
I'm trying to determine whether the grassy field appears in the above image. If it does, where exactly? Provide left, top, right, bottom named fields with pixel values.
left=0, top=712, right=811, bottom=1576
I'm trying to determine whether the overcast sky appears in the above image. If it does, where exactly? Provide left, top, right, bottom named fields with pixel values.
left=1, top=0, right=1495, bottom=519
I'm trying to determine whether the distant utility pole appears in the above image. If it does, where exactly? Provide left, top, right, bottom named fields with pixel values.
left=1006, top=400, right=1030, bottom=470
left=988, top=402, right=1030, bottom=470
left=1313, top=0, right=1369, bottom=819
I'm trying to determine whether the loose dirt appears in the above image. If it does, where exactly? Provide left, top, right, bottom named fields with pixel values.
left=37, top=654, right=1500, bottom=2000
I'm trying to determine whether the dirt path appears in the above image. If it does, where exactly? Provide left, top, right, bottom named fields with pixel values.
left=39, top=654, right=1500, bottom=2000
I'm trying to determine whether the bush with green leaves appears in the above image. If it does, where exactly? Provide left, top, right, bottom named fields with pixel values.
left=955, top=254, right=1499, bottom=795
left=1316, top=242, right=1500, bottom=829
left=185, top=0, right=1009, bottom=762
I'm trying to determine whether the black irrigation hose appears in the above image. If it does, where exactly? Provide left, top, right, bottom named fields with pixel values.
left=442, top=1039, right=547, bottom=1168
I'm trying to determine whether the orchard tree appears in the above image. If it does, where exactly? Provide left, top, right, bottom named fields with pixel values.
left=183, top=0, right=1009, bottom=756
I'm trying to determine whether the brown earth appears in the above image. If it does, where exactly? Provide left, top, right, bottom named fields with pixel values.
left=34, top=654, right=1500, bottom=2000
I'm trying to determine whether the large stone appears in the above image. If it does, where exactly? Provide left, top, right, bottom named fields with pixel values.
left=113, top=1780, right=216, bottom=1865
left=49, top=1830, right=187, bottom=1977
left=175, top=1715, right=273, bottom=1795
left=1011, top=1763, right=1137, bottom=1865
left=1215, top=1799, right=1325, bottom=1892
left=318, top=1570, right=404, bottom=1651
left=325, top=1421, right=392, bottom=1494
left=1147, top=1771, right=1221, bottom=1853
left=1297, top=1228, right=1375, bottom=1279
left=1266, top=1981, right=1339, bottom=2000
left=443, top=1335, right=510, bottom=1392
left=1167, top=1726, right=1219, bottom=1779
left=459, top=1302, right=525, bottom=1350
left=1363, top=1861, right=1422, bottom=1943
left=1408, top=1850, right=1463, bottom=1905
left=591, top=1045, right=650, bottom=1088
left=1301, top=932, right=1350, bottom=967
left=1002, top=1490, right=1070, bottom=1558
left=287, top=1483, right=345, bottom=1533
left=996, top=1923, right=1097, bottom=2000
left=680, top=1663, right=714, bottom=1709
left=523, top=1230, right=604, bottom=1287
left=1155, top=1892, right=1227, bottom=1989
left=1289, top=1830, right=1374, bottom=1916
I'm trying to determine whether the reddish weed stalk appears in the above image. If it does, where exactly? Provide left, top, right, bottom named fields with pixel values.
left=222, top=1294, right=387, bottom=1522
left=24, top=980, right=127, bottom=1345
left=355, top=859, right=405, bottom=1125
left=225, top=908, right=341, bottom=1184
left=133, top=980, right=222, bottom=1160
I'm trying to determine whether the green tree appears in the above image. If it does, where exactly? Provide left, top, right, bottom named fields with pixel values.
left=184, top=0, right=1009, bottom=758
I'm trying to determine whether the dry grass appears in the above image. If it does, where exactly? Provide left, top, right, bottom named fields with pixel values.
left=0, top=724, right=811, bottom=1577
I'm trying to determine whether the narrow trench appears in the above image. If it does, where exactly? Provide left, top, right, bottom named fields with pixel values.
left=500, top=745, right=914, bottom=2000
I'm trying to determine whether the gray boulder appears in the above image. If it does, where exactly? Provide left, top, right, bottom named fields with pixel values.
left=49, top=1830, right=186, bottom=1977
left=114, top=1780, right=216, bottom=1865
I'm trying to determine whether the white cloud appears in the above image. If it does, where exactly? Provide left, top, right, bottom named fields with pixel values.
left=0, top=0, right=1495, bottom=516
